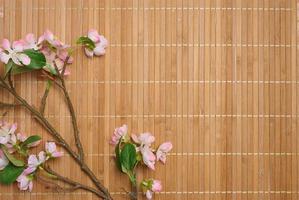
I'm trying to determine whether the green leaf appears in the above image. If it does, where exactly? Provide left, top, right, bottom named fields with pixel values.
left=0, top=163, right=24, bottom=185
left=1, top=145, right=24, bottom=167
left=120, top=143, right=137, bottom=173
left=115, top=142, right=122, bottom=171
left=76, top=36, right=95, bottom=50
left=20, top=135, right=41, bottom=148
left=43, top=63, right=57, bottom=75
left=23, top=49, right=46, bottom=69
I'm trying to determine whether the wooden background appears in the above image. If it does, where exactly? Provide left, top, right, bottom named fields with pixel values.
left=0, top=0, right=298, bottom=199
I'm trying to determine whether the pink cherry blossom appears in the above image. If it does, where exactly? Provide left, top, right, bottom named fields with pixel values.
left=0, top=149, right=8, bottom=170
left=38, top=31, right=72, bottom=76
left=84, top=29, right=108, bottom=57
left=0, top=122, right=17, bottom=145
left=0, top=39, right=30, bottom=65
left=146, top=190, right=153, bottom=199
left=24, top=151, right=46, bottom=174
left=131, top=132, right=155, bottom=147
left=142, top=179, right=162, bottom=200
left=45, top=142, right=63, bottom=158
left=110, top=124, right=128, bottom=145
left=17, top=172, right=33, bottom=191
left=151, top=180, right=162, bottom=192
left=156, top=142, right=173, bottom=164
left=24, top=33, right=39, bottom=50
left=88, top=29, right=101, bottom=43
left=140, top=145, right=156, bottom=170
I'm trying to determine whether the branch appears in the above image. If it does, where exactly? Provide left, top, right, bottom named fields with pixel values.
left=0, top=77, right=112, bottom=199
left=0, top=102, right=22, bottom=108
left=39, top=80, right=52, bottom=115
left=39, top=167, right=106, bottom=199
left=53, top=57, right=85, bottom=162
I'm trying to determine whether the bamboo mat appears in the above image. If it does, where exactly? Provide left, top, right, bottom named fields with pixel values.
left=0, top=0, right=298, bottom=199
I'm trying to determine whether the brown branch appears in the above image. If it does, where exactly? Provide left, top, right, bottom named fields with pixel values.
left=39, top=81, right=52, bottom=115
left=53, top=57, right=85, bottom=162
left=38, top=168, right=106, bottom=199
left=0, top=77, right=112, bottom=199
left=0, top=102, right=22, bottom=108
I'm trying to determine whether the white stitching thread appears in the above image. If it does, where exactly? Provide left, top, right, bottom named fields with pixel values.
left=9, top=80, right=299, bottom=84
left=0, top=191, right=298, bottom=196
left=7, top=7, right=294, bottom=11
left=4, top=114, right=299, bottom=118
left=61, top=152, right=299, bottom=157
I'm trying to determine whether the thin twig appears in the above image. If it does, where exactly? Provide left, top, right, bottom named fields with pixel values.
left=43, top=165, right=106, bottom=199
left=8, top=72, right=14, bottom=90
left=53, top=57, right=85, bottom=162
left=39, top=80, right=52, bottom=115
left=0, top=77, right=112, bottom=199
left=0, top=102, right=22, bottom=108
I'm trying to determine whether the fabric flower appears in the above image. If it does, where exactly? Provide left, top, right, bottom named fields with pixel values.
left=24, top=151, right=46, bottom=174
left=140, top=145, right=156, bottom=170
left=0, top=39, right=30, bottom=65
left=0, top=149, right=8, bottom=170
left=17, top=172, right=33, bottom=191
left=156, top=142, right=173, bottom=164
left=84, top=29, right=108, bottom=57
left=45, top=142, right=63, bottom=158
left=131, top=132, right=155, bottom=147
left=110, top=124, right=128, bottom=145
left=142, top=179, right=162, bottom=200
left=0, top=122, right=17, bottom=145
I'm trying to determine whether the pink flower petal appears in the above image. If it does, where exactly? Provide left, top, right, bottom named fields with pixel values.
left=2, top=39, right=11, bottom=50
left=24, top=166, right=36, bottom=174
left=43, top=30, right=54, bottom=41
left=18, top=54, right=31, bottom=65
left=146, top=190, right=153, bottom=199
left=0, top=52, right=10, bottom=64
left=12, top=40, right=25, bottom=52
left=25, top=33, right=35, bottom=44
left=131, top=134, right=139, bottom=144
left=88, top=29, right=100, bottom=43
left=93, top=45, right=106, bottom=56
left=99, top=35, right=108, bottom=48
left=84, top=48, right=94, bottom=57
left=152, top=180, right=162, bottom=192
left=52, top=151, right=64, bottom=158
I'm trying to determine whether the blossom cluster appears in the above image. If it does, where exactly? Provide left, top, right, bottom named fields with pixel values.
left=0, top=29, right=107, bottom=77
left=0, top=121, right=63, bottom=191
left=110, top=124, right=173, bottom=199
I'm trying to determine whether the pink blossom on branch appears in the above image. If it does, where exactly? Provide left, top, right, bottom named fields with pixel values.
left=24, top=151, right=46, bottom=174
left=84, top=29, right=108, bottom=57
left=110, top=124, right=128, bottom=145
left=140, top=145, right=156, bottom=170
left=141, top=179, right=162, bottom=200
left=0, top=122, right=17, bottom=145
left=16, top=172, right=33, bottom=191
left=156, top=142, right=173, bottom=164
left=0, top=39, right=30, bottom=65
left=131, top=132, right=155, bottom=147
left=45, top=142, right=63, bottom=158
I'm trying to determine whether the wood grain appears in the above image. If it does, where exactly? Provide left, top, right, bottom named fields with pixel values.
left=0, top=0, right=298, bottom=199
